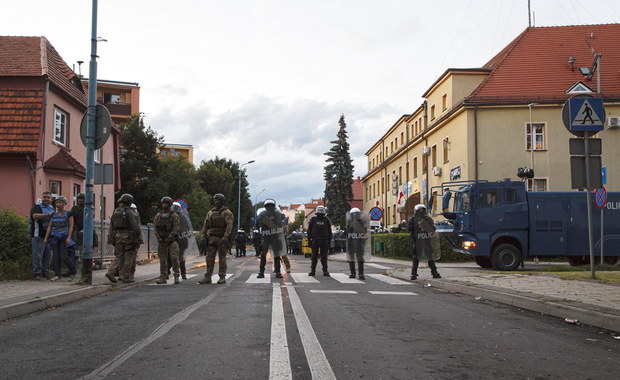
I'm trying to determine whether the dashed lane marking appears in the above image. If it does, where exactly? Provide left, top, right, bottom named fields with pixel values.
left=367, top=274, right=412, bottom=285
left=368, top=291, right=418, bottom=295
left=309, top=290, right=358, bottom=294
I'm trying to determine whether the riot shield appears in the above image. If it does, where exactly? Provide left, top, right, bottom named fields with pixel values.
left=257, top=209, right=287, bottom=258
left=345, top=211, right=371, bottom=262
left=177, top=207, right=198, bottom=256
left=414, top=216, right=441, bottom=261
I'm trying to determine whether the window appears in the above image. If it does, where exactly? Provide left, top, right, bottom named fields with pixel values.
left=104, top=93, right=121, bottom=104
left=443, top=137, right=449, bottom=163
left=400, top=132, right=404, bottom=145
left=94, top=149, right=101, bottom=163
left=442, top=94, right=447, bottom=111
left=422, top=155, right=428, bottom=174
left=413, top=157, right=418, bottom=178
left=526, top=123, right=546, bottom=150
left=479, top=189, right=501, bottom=208
left=398, top=166, right=402, bottom=185
left=527, top=178, right=547, bottom=192
left=53, top=108, right=68, bottom=146
left=430, top=105, right=436, bottom=121
left=72, top=184, right=81, bottom=206
left=405, top=162, right=410, bottom=182
left=431, top=145, right=437, bottom=167
left=49, top=180, right=61, bottom=197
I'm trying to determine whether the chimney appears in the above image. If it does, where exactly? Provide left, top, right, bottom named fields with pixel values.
left=568, top=56, right=576, bottom=72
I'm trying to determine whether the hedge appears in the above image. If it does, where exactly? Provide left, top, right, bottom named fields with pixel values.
left=371, top=233, right=472, bottom=262
left=0, top=209, right=32, bottom=280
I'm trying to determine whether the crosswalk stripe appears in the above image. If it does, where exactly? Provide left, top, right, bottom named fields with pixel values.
left=246, top=273, right=272, bottom=284
left=289, top=273, right=320, bottom=283
left=368, top=291, right=417, bottom=295
left=329, top=273, right=365, bottom=284
left=310, top=290, right=358, bottom=294
left=366, top=263, right=391, bottom=269
left=366, top=274, right=411, bottom=285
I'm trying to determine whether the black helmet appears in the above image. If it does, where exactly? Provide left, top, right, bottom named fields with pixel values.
left=77, top=192, right=85, bottom=199
left=161, top=196, right=173, bottom=204
left=118, top=193, right=134, bottom=205
left=213, top=193, right=225, bottom=201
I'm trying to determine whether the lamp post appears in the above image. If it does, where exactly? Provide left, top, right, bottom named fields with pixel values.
left=237, top=160, right=255, bottom=231
left=528, top=103, right=537, bottom=190
left=254, top=188, right=266, bottom=224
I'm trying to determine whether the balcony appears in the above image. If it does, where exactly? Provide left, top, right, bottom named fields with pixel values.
left=103, top=103, right=132, bottom=116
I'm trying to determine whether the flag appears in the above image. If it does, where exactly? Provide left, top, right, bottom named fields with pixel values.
left=397, top=191, right=405, bottom=207
left=375, top=200, right=380, bottom=207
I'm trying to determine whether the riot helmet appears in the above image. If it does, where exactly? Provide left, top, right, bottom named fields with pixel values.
left=316, top=206, right=326, bottom=215
left=130, top=203, right=137, bottom=209
left=161, top=196, right=173, bottom=204
left=118, top=193, right=134, bottom=205
left=264, top=198, right=276, bottom=209
left=172, top=201, right=182, bottom=212
left=77, top=193, right=85, bottom=199
left=213, top=193, right=225, bottom=201
left=414, top=203, right=427, bottom=215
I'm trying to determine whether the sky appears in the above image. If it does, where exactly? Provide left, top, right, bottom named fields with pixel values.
left=2, top=0, right=619, bottom=206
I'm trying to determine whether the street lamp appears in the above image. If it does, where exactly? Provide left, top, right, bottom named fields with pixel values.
left=237, top=160, right=255, bottom=231
left=528, top=103, right=537, bottom=190
left=254, top=188, right=266, bottom=224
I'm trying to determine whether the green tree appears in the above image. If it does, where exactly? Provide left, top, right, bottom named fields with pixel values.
left=183, top=188, right=211, bottom=231
left=323, top=114, right=354, bottom=228
left=118, top=113, right=164, bottom=222
left=288, top=210, right=306, bottom=233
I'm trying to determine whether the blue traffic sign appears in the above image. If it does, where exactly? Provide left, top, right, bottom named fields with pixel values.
left=569, top=97, right=605, bottom=131
left=602, top=166, right=607, bottom=185
left=369, top=207, right=383, bottom=221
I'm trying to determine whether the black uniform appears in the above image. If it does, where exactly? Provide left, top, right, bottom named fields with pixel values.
left=308, top=215, right=332, bottom=275
left=408, top=209, right=441, bottom=280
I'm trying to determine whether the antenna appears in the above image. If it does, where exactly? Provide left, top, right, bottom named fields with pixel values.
left=528, top=0, right=531, bottom=27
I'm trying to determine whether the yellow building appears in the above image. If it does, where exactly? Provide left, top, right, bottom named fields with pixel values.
left=159, top=143, right=194, bottom=164
left=363, top=25, right=620, bottom=229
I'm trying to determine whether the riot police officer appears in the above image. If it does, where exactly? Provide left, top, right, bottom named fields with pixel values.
left=154, top=197, right=181, bottom=284
left=171, top=202, right=189, bottom=279
left=106, top=194, right=142, bottom=284
left=408, top=204, right=441, bottom=280
left=345, top=208, right=370, bottom=280
left=199, top=193, right=234, bottom=284
left=308, top=206, right=332, bottom=276
left=235, top=229, right=247, bottom=257
left=256, top=199, right=287, bottom=278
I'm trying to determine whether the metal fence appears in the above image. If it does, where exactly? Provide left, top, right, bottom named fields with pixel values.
left=92, top=220, right=200, bottom=268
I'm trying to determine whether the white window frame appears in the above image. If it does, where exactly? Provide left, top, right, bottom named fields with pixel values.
left=526, top=122, right=546, bottom=151
left=527, top=178, right=547, bottom=192
left=53, top=108, right=68, bottom=146
left=94, top=149, right=101, bottom=163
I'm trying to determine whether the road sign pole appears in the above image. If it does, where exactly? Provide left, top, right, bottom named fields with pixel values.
left=81, top=0, right=99, bottom=284
left=600, top=207, right=604, bottom=265
left=584, top=135, right=595, bottom=279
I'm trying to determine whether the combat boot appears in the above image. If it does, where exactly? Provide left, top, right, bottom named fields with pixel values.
left=105, top=272, right=118, bottom=283
left=257, top=272, right=265, bottom=278
left=156, top=277, right=167, bottom=284
left=348, top=262, right=356, bottom=278
left=358, top=261, right=365, bottom=280
left=217, top=275, right=226, bottom=284
left=198, top=276, right=212, bottom=284
left=275, top=272, right=283, bottom=279
left=429, top=260, right=441, bottom=278
left=180, top=261, right=187, bottom=279
left=174, top=275, right=180, bottom=284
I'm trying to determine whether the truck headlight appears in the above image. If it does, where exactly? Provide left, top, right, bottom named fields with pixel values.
left=461, top=241, right=476, bottom=249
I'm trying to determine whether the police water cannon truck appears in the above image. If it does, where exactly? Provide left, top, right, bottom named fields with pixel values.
left=432, top=179, right=620, bottom=270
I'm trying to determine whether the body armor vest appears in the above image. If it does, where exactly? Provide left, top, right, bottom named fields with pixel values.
left=111, top=208, right=130, bottom=229
left=156, top=212, right=174, bottom=237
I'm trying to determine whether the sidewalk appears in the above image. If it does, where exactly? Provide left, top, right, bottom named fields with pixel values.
left=2, top=253, right=619, bottom=333
left=329, top=253, right=620, bottom=333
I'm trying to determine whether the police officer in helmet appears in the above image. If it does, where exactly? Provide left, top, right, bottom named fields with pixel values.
left=308, top=206, right=332, bottom=276
left=154, top=196, right=181, bottom=284
left=408, top=203, right=441, bottom=280
left=106, top=193, right=142, bottom=283
left=199, top=193, right=234, bottom=284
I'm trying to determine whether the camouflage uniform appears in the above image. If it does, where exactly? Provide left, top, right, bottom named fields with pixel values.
left=106, top=205, right=142, bottom=283
left=200, top=204, right=233, bottom=284
left=154, top=210, right=180, bottom=283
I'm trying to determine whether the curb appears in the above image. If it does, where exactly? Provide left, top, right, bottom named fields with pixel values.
left=0, top=285, right=110, bottom=321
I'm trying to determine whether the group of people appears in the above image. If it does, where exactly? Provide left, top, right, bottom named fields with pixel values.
left=30, top=189, right=441, bottom=285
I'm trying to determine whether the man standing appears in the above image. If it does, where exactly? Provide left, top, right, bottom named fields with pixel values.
left=235, top=229, right=247, bottom=257
left=256, top=199, right=287, bottom=279
left=308, top=206, right=332, bottom=276
left=408, top=204, right=441, bottom=280
left=345, top=208, right=370, bottom=280
left=199, top=193, right=233, bottom=285
left=106, top=194, right=142, bottom=284
left=154, top=197, right=181, bottom=284
left=171, top=202, right=189, bottom=279
left=30, top=191, right=54, bottom=280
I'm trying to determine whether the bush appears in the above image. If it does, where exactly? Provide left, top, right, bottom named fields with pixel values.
left=0, top=209, right=32, bottom=280
left=372, top=232, right=473, bottom=262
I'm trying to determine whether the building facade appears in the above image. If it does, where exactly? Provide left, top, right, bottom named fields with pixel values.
left=362, top=25, right=620, bottom=229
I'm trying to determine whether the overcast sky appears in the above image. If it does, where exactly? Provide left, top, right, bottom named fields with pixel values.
left=3, top=1, right=619, bottom=205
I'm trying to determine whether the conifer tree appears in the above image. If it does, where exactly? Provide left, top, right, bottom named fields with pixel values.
left=323, top=114, right=354, bottom=228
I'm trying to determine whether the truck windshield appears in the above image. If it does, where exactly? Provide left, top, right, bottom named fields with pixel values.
left=453, top=190, right=471, bottom=212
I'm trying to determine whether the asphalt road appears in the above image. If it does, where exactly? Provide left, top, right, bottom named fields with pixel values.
left=0, top=255, right=616, bottom=379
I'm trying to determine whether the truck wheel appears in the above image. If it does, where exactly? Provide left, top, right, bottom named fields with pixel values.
left=474, top=256, right=493, bottom=268
left=567, top=256, right=587, bottom=266
left=491, top=244, right=521, bottom=271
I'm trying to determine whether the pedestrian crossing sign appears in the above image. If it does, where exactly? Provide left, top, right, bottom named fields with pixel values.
left=569, top=97, right=605, bottom=131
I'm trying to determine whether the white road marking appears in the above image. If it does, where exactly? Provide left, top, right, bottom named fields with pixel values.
left=289, top=273, right=320, bottom=283
left=246, top=273, right=272, bottom=284
left=286, top=285, right=337, bottom=380
left=368, top=291, right=418, bottom=295
left=366, top=274, right=412, bottom=285
left=366, top=263, right=391, bottom=269
left=270, top=285, right=292, bottom=380
left=330, top=272, right=365, bottom=284
left=309, top=290, right=358, bottom=294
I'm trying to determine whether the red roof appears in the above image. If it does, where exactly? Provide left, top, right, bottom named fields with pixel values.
left=0, top=36, right=87, bottom=106
left=468, top=24, right=620, bottom=103
left=0, top=89, right=44, bottom=154
left=45, top=149, right=85, bottom=176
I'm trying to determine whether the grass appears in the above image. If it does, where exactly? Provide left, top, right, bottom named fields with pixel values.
left=529, top=264, right=620, bottom=284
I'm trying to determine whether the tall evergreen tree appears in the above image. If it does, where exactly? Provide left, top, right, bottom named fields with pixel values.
left=118, top=113, right=164, bottom=222
left=323, top=114, right=354, bottom=228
